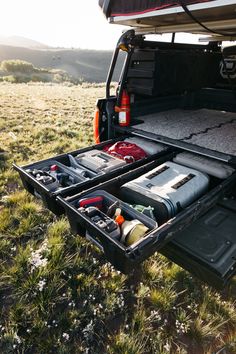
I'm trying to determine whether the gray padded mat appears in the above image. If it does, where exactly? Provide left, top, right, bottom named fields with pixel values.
left=187, top=122, right=236, bottom=156
left=134, top=109, right=236, bottom=156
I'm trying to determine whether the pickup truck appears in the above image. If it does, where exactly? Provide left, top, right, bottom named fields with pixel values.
left=14, top=0, right=236, bottom=288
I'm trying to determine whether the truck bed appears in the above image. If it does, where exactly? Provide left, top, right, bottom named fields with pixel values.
left=133, top=108, right=236, bottom=156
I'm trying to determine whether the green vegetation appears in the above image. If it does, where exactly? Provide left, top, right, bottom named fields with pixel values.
left=0, top=83, right=235, bottom=353
left=1, top=60, right=35, bottom=73
left=0, top=59, right=73, bottom=84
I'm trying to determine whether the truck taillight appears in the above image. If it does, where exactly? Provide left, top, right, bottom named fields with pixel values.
left=93, top=108, right=100, bottom=144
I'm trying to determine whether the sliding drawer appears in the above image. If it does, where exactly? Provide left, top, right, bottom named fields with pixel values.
left=57, top=152, right=236, bottom=286
left=14, top=136, right=168, bottom=215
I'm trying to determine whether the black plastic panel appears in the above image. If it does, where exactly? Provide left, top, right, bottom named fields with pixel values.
left=162, top=197, right=236, bottom=287
left=127, top=49, right=221, bottom=97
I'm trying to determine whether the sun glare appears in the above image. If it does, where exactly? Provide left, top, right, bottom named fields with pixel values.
left=0, top=0, right=125, bottom=49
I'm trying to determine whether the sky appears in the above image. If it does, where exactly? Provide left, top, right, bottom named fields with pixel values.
left=0, top=0, right=126, bottom=50
left=0, top=0, right=202, bottom=50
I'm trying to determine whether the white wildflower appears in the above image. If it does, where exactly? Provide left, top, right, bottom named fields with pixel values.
left=29, top=250, right=48, bottom=271
left=29, top=240, right=49, bottom=272
left=175, top=319, right=189, bottom=334
left=62, top=332, right=70, bottom=341
left=14, top=333, right=21, bottom=344
left=38, top=279, right=46, bottom=292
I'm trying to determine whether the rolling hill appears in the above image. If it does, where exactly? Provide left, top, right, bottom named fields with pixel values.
left=0, top=43, right=123, bottom=82
left=0, top=35, right=49, bottom=48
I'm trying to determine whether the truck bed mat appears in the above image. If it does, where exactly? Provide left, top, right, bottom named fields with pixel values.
left=187, top=122, right=236, bottom=156
left=134, top=109, right=236, bottom=156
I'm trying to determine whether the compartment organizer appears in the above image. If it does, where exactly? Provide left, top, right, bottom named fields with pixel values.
left=14, top=136, right=168, bottom=215
left=14, top=135, right=236, bottom=287
left=70, top=190, right=157, bottom=251
left=57, top=152, right=236, bottom=281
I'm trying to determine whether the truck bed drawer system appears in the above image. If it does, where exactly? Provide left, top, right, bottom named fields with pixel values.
left=14, top=38, right=236, bottom=287
left=15, top=134, right=236, bottom=288
left=14, top=137, right=167, bottom=215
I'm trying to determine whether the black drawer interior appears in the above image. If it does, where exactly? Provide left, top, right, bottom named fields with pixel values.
left=14, top=136, right=168, bottom=215
left=57, top=151, right=236, bottom=283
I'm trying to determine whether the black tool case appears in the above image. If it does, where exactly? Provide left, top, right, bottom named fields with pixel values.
left=13, top=136, right=168, bottom=215
left=57, top=152, right=236, bottom=287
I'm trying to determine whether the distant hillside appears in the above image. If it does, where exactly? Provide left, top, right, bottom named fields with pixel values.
left=0, top=35, right=48, bottom=49
left=0, top=44, right=123, bottom=82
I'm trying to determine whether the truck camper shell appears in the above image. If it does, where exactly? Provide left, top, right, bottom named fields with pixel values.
left=99, top=0, right=236, bottom=37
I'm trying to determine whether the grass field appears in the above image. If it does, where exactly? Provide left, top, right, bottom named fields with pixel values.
left=0, top=82, right=235, bottom=354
